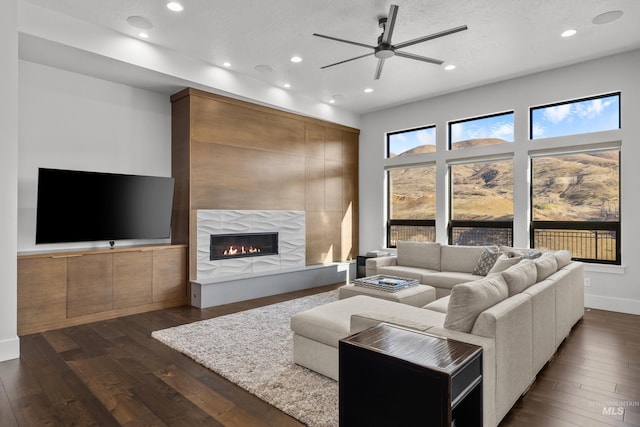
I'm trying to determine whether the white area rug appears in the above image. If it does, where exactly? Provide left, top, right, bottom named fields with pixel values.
left=152, top=291, right=339, bottom=427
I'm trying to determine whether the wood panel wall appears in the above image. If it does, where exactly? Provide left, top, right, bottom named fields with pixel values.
left=170, top=88, right=359, bottom=280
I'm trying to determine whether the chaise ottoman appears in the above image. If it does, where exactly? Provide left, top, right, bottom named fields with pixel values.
left=290, top=295, right=446, bottom=380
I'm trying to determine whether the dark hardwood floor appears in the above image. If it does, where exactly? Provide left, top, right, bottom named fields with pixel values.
left=1, top=283, right=639, bottom=426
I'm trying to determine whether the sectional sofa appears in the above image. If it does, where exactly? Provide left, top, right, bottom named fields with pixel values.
left=290, top=242, right=585, bottom=426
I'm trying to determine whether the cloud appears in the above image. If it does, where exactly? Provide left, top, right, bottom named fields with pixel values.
left=417, top=128, right=436, bottom=146
left=531, top=122, right=545, bottom=137
left=543, top=104, right=572, bottom=123
left=491, top=122, right=514, bottom=141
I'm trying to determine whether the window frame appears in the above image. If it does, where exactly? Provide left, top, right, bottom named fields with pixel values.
left=529, top=92, right=621, bottom=140
left=386, top=125, right=436, bottom=158
left=448, top=110, right=515, bottom=150
left=529, top=149, right=621, bottom=265
left=386, top=164, right=436, bottom=248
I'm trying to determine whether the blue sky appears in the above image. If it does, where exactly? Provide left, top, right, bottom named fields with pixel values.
left=531, top=95, right=619, bottom=139
left=388, top=95, right=618, bottom=155
left=388, top=127, right=435, bottom=155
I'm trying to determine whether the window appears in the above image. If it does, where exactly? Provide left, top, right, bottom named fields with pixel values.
left=450, top=159, right=513, bottom=246
left=387, top=165, right=436, bottom=247
left=531, top=149, right=620, bottom=264
left=530, top=93, right=620, bottom=140
left=387, top=126, right=436, bottom=158
left=449, top=112, right=514, bottom=150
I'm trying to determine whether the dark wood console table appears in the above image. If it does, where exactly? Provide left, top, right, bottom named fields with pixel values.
left=339, top=323, right=482, bottom=426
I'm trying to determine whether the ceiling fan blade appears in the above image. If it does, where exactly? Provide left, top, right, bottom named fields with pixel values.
left=394, top=25, right=468, bottom=50
left=374, top=58, right=385, bottom=80
left=313, top=33, right=375, bottom=50
left=381, top=4, right=399, bottom=45
left=320, top=52, right=375, bottom=69
left=395, top=51, right=443, bottom=65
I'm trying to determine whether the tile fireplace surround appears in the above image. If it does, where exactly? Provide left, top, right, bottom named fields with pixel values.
left=197, top=209, right=306, bottom=283
left=192, top=209, right=353, bottom=308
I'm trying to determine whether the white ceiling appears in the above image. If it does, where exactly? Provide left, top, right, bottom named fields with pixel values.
left=18, top=0, right=640, bottom=115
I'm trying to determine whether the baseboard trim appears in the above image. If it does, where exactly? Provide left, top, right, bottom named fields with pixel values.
left=585, top=294, right=640, bottom=316
left=0, top=336, right=20, bottom=362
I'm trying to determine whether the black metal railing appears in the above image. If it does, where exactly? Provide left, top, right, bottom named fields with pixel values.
left=449, top=220, right=513, bottom=247
left=531, top=221, right=620, bottom=264
left=387, top=219, right=436, bottom=248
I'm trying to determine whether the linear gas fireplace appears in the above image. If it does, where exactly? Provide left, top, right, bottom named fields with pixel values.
left=210, top=232, right=279, bottom=261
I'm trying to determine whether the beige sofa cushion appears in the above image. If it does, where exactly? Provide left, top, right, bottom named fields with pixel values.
left=554, top=250, right=572, bottom=268
left=502, top=259, right=537, bottom=296
left=488, top=254, right=522, bottom=273
left=421, top=271, right=483, bottom=291
left=396, top=241, right=441, bottom=270
left=423, top=295, right=450, bottom=313
left=440, top=245, right=485, bottom=273
left=444, top=275, right=509, bottom=333
left=377, top=265, right=437, bottom=282
left=534, top=252, right=558, bottom=281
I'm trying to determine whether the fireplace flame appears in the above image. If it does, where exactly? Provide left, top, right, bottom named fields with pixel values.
left=223, top=245, right=261, bottom=256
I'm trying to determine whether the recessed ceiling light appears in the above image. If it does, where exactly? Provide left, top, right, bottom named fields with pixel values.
left=290, top=56, right=303, bottom=63
left=127, top=16, right=153, bottom=30
left=561, top=29, right=577, bottom=38
left=284, top=83, right=291, bottom=88
left=444, top=64, right=456, bottom=71
left=364, top=88, right=374, bottom=93
left=166, top=2, right=184, bottom=12
left=223, top=62, right=231, bottom=67
left=329, top=99, right=336, bottom=104
left=254, top=64, right=274, bottom=73
left=138, top=32, right=149, bottom=39
left=592, top=10, right=623, bottom=25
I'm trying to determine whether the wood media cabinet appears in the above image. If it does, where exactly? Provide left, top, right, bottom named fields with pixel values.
left=17, top=244, right=188, bottom=336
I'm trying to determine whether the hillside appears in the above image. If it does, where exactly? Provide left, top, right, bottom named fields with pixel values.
left=390, top=142, right=618, bottom=222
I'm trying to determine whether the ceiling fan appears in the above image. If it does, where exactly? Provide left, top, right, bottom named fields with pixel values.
left=313, top=4, right=468, bottom=80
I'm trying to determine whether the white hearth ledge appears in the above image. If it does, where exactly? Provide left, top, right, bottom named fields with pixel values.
left=190, top=262, right=355, bottom=308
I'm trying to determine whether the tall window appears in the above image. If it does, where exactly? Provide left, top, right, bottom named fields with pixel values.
left=387, top=126, right=436, bottom=158
left=531, top=149, right=620, bottom=264
left=450, top=159, right=513, bottom=246
left=531, top=93, right=620, bottom=140
left=387, top=165, right=436, bottom=247
left=449, top=112, right=514, bottom=150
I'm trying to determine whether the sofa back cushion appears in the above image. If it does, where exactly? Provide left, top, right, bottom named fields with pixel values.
left=488, top=254, right=522, bottom=274
left=444, top=275, right=509, bottom=333
left=396, top=241, right=441, bottom=270
left=502, top=259, right=537, bottom=296
left=554, top=250, right=572, bottom=269
left=533, top=252, right=559, bottom=281
left=440, top=245, right=486, bottom=273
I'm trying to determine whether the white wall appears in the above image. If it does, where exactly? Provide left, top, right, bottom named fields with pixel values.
left=359, top=49, right=640, bottom=315
left=18, top=60, right=172, bottom=252
left=0, top=0, right=20, bottom=361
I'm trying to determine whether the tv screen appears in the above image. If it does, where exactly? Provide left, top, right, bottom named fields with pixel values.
left=35, top=168, right=175, bottom=244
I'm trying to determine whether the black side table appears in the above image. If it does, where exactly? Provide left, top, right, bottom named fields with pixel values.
left=355, top=255, right=374, bottom=278
left=339, top=323, right=483, bottom=427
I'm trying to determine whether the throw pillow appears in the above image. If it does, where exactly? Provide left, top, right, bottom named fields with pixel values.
left=472, top=247, right=501, bottom=276
left=501, top=259, right=537, bottom=296
left=444, top=275, right=509, bottom=333
left=534, top=252, right=558, bottom=281
left=488, top=254, right=522, bottom=274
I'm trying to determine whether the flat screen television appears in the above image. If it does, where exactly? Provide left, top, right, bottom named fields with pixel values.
left=35, top=168, right=175, bottom=245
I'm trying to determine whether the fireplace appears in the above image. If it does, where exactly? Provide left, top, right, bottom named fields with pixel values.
left=210, top=232, right=279, bottom=261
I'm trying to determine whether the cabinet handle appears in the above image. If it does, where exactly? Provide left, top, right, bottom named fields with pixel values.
left=52, top=254, right=82, bottom=259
